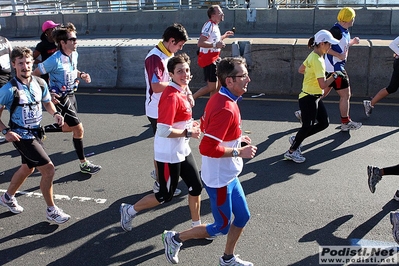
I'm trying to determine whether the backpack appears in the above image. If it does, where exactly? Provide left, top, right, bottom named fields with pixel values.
left=9, top=76, right=46, bottom=119
left=8, top=76, right=47, bottom=139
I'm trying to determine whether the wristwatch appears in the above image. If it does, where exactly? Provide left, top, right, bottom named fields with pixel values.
left=2, top=128, right=10, bottom=135
left=232, top=148, right=239, bottom=158
left=185, top=129, right=192, bottom=138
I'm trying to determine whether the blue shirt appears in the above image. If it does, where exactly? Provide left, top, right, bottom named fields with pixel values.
left=37, top=50, right=79, bottom=96
left=325, top=23, right=351, bottom=72
left=0, top=77, right=50, bottom=139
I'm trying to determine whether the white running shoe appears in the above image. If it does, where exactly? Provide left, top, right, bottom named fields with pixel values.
left=120, top=203, right=135, bottom=232
left=0, top=136, right=5, bottom=143
left=46, top=206, right=70, bottom=224
left=363, top=100, right=373, bottom=117
left=162, top=230, right=182, bottom=264
left=151, top=171, right=181, bottom=197
left=219, top=255, right=253, bottom=266
left=173, top=188, right=182, bottom=197
left=367, top=165, right=382, bottom=193
left=393, top=190, right=399, bottom=202
left=152, top=181, right=182, bottom=197
left=341, top=120, right=362, bottom=131
left=294, top=110, right=302, bottom=124
left=153, top=181, right=160, bottom=193
left=284, top=150, right=306, bottom=163
left=289, top=135, right=302, bottom=154
left=390, top=211, right=399, bottom=244
left=150, top=169, right=157, bottom=181
left=0, top=194, right=23, bottom=214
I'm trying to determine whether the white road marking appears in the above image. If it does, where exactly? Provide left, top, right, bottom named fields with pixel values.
left=0, top=189, right=107, bottom=204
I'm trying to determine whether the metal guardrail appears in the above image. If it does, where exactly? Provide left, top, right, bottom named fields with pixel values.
left=0, top=0, right=398, bottom=16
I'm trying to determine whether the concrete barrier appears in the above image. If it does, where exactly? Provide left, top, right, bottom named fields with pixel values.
left=366, top=39, right=395, bottom=96
left=351, top=8, right=392, bottom=35
left=277, top=8, right=315, bottom=34
left=5, top=6, right=399, bottom=98
left=2, top=8, right=399, bottom=37
left=9, top=37, right=396, bottom=98
left=392, top=9, right=399, bottom=36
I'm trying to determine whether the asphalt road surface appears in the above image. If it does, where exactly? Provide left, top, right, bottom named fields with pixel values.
left=1, top=89, right=399, bottom=266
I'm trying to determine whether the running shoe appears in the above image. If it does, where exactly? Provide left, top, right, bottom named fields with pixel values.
left=363, top=100, right=373, bottom=117
left=393, top=190, right=399, bottom=202
left=284, top=150, right=306, bottom=163
left=289, top=135, right=302, bottom=154
left=294, top=110, right=302, bottom=124
left=46, top=206, right=70, bottom=224
left=219, top=255, right=254, bottom=266
left=150, top=169, right=156, bottom=180
left=120, top=203, right=135, bottom=232
left=152, top=181, right=182, bottom=197
left=390, top=211, right=399, bottom=244
left=367, top=166, right=382, bottom=193
left=153, top=181, right=160, bottom=193
left=341, top=120, right=362, bottom=131
left=0, top=194, right=23, bottom=214
left=80, top=160, right=102, bottom=175
left=151, top=170, right=181, bottom=196
left=162, top=230, right=182, bottom=264
left=173, top=188, right=182, bottom=197
left=0, top=136, right=5, bottom=143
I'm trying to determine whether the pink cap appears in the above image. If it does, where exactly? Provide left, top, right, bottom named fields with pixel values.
left=42, top=20, right=59, bottom=32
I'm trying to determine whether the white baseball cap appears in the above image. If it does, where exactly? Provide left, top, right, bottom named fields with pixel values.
left=314, top=29, right=339, bottom=45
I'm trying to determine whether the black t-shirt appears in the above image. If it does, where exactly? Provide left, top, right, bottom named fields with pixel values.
left=35, top=33, right=57, bottom=62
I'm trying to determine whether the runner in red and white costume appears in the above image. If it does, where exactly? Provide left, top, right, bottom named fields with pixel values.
left=162, top=57, right=258, bottom=266
left=120, top=53, right=204, bottom=234
left=193, top=5, right=234, bottom=100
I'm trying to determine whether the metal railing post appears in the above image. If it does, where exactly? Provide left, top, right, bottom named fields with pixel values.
left=11, top=0, right=17, bottom=15
left=4, top=0, right=399, bottom=15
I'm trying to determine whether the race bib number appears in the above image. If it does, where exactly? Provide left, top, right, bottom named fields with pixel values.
left=22, top=104, right=42, bottom=127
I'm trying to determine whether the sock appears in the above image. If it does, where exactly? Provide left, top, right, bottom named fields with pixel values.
left=191, top=220, right=201, bottom=227
left=341, top=117, right=350, bottom=124
left=222, top=254, right=234, bottom=261
left=73, top=138, right=85, bottom=160
left=127, top=205, right=138, bottom=216
left=173, top=233, right=182, bottom=243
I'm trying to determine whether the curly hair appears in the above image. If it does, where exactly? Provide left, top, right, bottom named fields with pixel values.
left=52, top=22, right=77, bottom=50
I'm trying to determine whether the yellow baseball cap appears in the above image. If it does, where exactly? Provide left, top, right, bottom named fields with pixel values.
left=337, top=7, right=356, bottom=22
